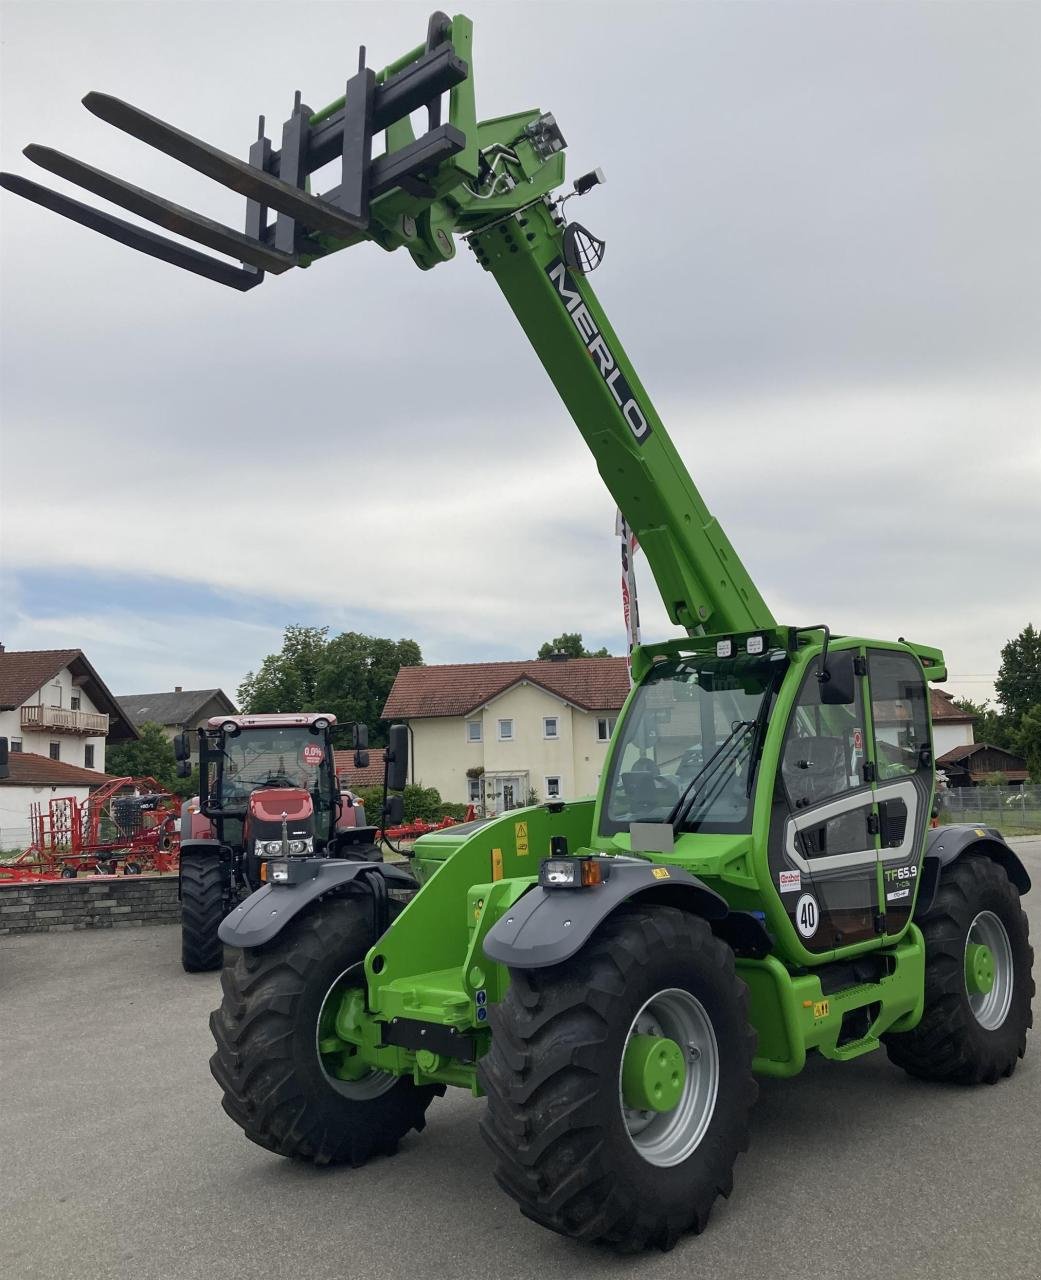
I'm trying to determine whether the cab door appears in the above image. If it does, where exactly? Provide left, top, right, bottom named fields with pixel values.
left=865, top=649, right=933, bottom=937
left=770, top=649, right=882, bottom=953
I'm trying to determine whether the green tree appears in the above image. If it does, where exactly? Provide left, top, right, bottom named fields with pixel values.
left=237, top=625, right=422, bottom=746
left=536, top=632, right=610, bottom=659
left=106, top=721, right=197, bottom=796
left=953, top=697, right=1013, bottom=750
left=995, top=623, right=1041, bottom=725
left=237, top=625, right=329, bottom=714
left=1012, top=704, right=1041, bottom=782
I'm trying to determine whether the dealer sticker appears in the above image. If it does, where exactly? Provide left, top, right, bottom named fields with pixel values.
left=779, top=869, right=802, bottom=894
left=887, top=887, right=910, bottom=901
left=302, top=743, right=323, bottom=766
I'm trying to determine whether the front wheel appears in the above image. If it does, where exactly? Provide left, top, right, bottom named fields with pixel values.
left=478, top=905, right=757, bottom=1251
left=209, top=895, right=441, bottom=1165
left=180, top=852, right=228, bottom=973
left=884, top=853, right=1034, bottom=1083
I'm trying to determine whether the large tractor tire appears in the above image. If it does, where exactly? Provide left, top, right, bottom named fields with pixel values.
left=180, top=852, right=228, bottom=973
left=479, top=905, right=757, bottom=1252
left=884, top=852, right=1033, bottom=1084
left=209, top=895, right=441, bottom=1166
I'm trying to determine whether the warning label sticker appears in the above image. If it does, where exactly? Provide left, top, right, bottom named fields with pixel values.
left=515, top=821, right=529, bottom=856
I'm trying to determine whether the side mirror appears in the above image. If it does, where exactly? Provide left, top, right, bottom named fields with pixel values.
left=383, top=793, right=405, bottom=826
left=176, top=758, right=192, bottom=779
left=353, top=748, right=370, bottom=768
left=385, top=723, right=409, bottom=791
left=352, top=723, right=369, bottom=750
left=820, top=650, right=857, bottom=706
left=0, top=737, right=8, bottom=781
left=173, top=730, right=191, bottom=762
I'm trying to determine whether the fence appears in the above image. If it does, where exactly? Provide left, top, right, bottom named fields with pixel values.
left=937, top=786, right=1041, bottom=837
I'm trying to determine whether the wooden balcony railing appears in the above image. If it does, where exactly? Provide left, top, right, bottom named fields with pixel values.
left=20, top=705, right=109, bottom=735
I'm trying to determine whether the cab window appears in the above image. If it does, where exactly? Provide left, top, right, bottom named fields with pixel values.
left=869, top=650, right=930, bottom=779
left=781, top=656, right=866, bottom=811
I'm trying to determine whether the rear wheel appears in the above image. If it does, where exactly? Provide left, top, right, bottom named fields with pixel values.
left=180, top=852, right=228, bottom=973
left=479, top=905, right=757, bottom=1251
left=209, top=895, right=441, bottom=1165
left=884, top=853, right=1033, bottom=1083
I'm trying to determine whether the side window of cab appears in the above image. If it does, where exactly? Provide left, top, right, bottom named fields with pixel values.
left=869, top=651, right=931, bottom=779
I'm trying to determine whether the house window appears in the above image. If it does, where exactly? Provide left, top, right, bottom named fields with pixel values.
left=596, top=717, right=616, bottom=742
left=84, top=744, right=95, bottom=769
left=545, top=776, right=561, bottom=799
left=466, top=719, right=482, bottom=743
left=10, top=738, right=22, bottom=753
left=543, top=716, right=559, bottom=740
left=70, top=695, right=81, bottom=711
left=467, top=777, right=482, bottom=804
left=49, top=742, right=61, bottom=761
left=497, top=718, right=514, bottom=741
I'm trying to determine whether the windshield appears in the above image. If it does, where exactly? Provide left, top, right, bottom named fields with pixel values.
left=216, top=727, right=333, bottom=814
left=600, top=654, right=785, bottom=836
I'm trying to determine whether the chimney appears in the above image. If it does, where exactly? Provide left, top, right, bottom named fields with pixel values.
left=0, top=643, right=5, bottom=653
left=174, top=685, right=182, bottom=693
left=548, top=649, right=568, bottom=662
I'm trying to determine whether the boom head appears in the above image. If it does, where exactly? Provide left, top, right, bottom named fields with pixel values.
left=0, top=11, right=570, bottom=289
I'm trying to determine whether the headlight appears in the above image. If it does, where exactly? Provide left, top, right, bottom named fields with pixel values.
left=260, top=840, right=283, bottom=856
left=287, top=837, right=313, bottom=856
left=539, top=856, right=608, bottom=889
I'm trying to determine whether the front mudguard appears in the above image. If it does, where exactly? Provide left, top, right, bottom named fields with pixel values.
left=915, top=824, right=1031, bottom=919
left=218, top=858, right=417, bottom=949
left=482, top=858, right=731, bottom=970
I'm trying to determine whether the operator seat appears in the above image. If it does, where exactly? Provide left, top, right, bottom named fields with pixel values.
left=782, top=735, right=847, bottom=808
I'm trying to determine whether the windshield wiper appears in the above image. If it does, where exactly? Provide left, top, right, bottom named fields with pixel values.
left=666, top=720, right=755, bottom=831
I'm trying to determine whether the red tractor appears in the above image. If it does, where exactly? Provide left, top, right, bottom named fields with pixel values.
left=175, top=713, right=405, bottom=972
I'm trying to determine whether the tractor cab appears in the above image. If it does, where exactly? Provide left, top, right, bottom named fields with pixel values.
left=180, top=713, right=379, bottom=883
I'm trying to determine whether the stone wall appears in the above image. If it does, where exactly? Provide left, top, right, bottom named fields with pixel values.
left=0, top=875, right=179, bottom=935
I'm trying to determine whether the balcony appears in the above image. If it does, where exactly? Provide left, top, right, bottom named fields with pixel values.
left=21, top=705, right=109, bottom=736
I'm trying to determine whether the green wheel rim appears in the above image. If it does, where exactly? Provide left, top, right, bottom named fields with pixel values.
left=964, top=911, right=1014, bottom=1031
left=316, top=963, right=397, bottom=1100
left=618, top=987, right=718, bottom=1168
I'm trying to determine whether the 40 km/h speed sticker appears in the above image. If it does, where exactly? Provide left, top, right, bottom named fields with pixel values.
left=795, top=893, right=819, bottom=939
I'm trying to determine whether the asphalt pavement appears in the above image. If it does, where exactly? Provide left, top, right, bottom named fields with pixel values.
left=2, top=837, right=1040, bottom=1280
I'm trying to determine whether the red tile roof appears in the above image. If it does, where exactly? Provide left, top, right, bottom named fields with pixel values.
left=0, top=751, right=115, bottom=788
left=930, top=689, right=974, bottom=723
left=0, top=648, right=138, bottom=740
left=0, top=649, right=80, bottom=709
left=333, top=748, right=387, bottom=789
left=383, top=657, right=631, bottom=720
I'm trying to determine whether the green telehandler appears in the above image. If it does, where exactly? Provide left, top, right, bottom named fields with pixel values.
left=2, top=11, right=1032, bottom=1252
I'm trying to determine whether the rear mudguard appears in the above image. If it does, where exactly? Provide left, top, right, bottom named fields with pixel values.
left=915, top=824, right=1031, bottom=919
left=217, top=859, right=417, bottom=949
left=483, top=858, right=731, bottom=970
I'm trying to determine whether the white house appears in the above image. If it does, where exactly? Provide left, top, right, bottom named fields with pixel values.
left=382, top=656, right=631, bottom=814
left=0, top=751, right=118, bottom=849
left=0, top=646, right=136, bottom=776
left=930, top=689, right=975, bottom=757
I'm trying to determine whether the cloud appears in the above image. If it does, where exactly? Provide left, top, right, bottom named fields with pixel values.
left=1, top=2, right=1039, bottom=706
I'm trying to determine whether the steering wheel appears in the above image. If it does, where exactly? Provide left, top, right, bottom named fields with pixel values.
left=620, top=770, right=679, bottom=810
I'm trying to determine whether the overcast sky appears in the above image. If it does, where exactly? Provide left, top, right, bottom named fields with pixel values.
left=1, top=0, right=1038, bottom=706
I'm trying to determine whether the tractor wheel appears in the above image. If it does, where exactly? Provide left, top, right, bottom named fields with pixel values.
left=124, top=861, right=142, bottom=876
left=180, top=852, right=228, bottom=973
left=209, top=895, right=441, bottom=1166
left=479, top=905, right=757, bottom=1251
left=60, top=867, right=77, bottom=879
left=884, top=853, right=1033, bottom=1084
